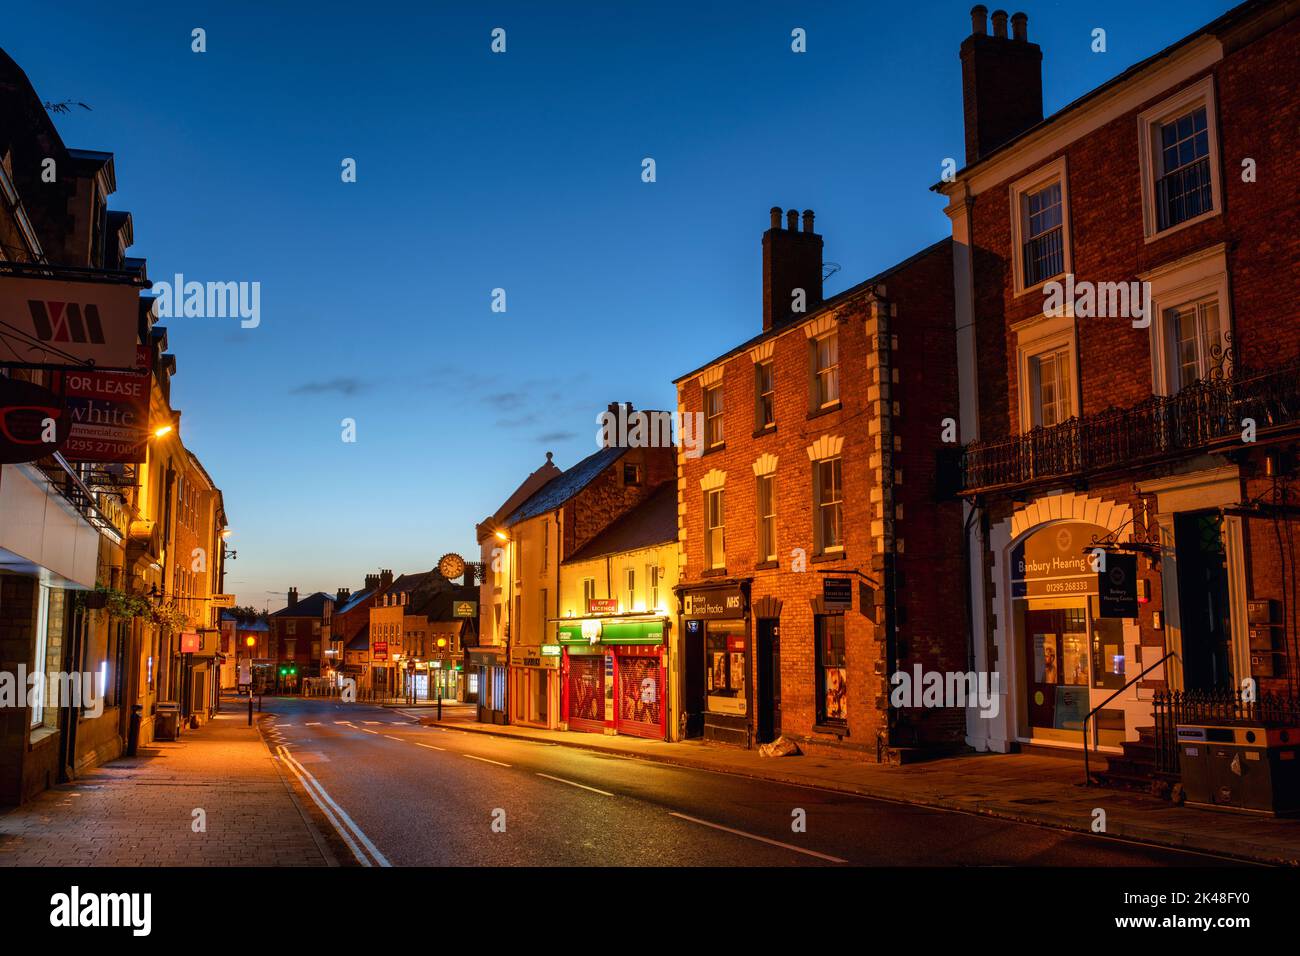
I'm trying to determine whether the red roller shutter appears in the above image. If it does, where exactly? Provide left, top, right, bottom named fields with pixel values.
left=566, top=656, right=605, bottom=733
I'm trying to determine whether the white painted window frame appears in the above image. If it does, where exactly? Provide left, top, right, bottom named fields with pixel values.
left=1009, top=156, right=1072, bottom=297
left=1014, top=312, right=1080, bottom=434
left=1140, top=243, right=1230, bottom=397
left=1137, top=76, right=1223, bottom=243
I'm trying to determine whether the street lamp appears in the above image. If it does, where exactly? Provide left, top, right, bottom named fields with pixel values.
left=494, top=529, right=513, bottom=723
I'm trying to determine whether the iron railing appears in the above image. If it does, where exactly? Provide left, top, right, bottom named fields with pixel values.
left=958, top=357, right=1300, bottom=495
left=1082, top=650, right=1178, bottom=787
left=1152, top=689, right=1300, bottom=775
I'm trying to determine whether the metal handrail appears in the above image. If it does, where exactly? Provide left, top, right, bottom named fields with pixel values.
left=1082, top=650, right=1179, bottom=787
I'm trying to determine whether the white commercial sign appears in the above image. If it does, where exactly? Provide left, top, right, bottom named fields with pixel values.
left=0, top=275, right=141, bottom=369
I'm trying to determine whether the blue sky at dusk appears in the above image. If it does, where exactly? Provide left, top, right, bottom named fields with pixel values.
left=5, top=0, right=1233, bottom=609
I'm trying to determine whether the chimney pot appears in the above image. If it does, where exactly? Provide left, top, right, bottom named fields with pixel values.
left=762, top=205, right=824, bottom=332
left=1011, top=11, right=1027, bottom=41
left=970, top=4, right=988, bottom=34
left=991, top=9, right=1008, bottom=38
left=769, top=206, right=782, bottom=230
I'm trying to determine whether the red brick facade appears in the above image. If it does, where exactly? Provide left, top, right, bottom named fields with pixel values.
left=675, top=217, right=963, bottom=760
left=940, top=2, right=1300, bottom=758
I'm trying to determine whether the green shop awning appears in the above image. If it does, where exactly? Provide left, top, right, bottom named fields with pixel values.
left=600, top=621, right=664, bottom=645
left=555, top=621, right=665, bottom=646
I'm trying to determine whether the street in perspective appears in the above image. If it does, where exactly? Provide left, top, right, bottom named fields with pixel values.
left=1, top=0, right=1296, bottom=941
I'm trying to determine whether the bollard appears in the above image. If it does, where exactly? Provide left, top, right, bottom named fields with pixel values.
left=248, top=691, right=253, bottom=727
left=127, top=704, right=143, bottom=756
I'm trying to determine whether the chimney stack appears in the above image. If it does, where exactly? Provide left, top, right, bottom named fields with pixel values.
left=286, top=587, right=299, bottom=610
left=380, top=569, right=394, bottom=589
left=762, top=206, right=823, bottom=332
left=336, top=587, right=351, bottom=605
left=959, top=8, right=1042, bottom=164
left=364, top=573, right=379, bottom=591
left=601, top=402, right=634, bottom=448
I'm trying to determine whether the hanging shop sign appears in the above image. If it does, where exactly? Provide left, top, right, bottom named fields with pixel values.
left=540, top=644, right=562, bottom=656
left=0, top=275, right=141, bottom=369
left=210, top=594, right=237, bottom=608
left=1098, top=553, right=1139, bottom=618
left=0, top=375, right=71, bottom=463
left=509, top=645, right=559, bottom=668
left=683, top=587, right=745, bottom=619
left=822, top=577, right=853, bottom=611
left=452, top=600, right=478, bottom=618
left=1010, top=522, right=1099, bottom=599
left=57, top=345, right=151, bottom=463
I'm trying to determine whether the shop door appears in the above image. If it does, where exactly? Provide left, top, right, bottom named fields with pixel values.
left=1024, top=607, right=1090, bottom=740
left=1174, top=511, right=1235, bottom=691
left=756, top=619, right=781, bottom=744
left=616, top=655, right=663, bottom=739
left=567, top=656, right=605, bottom=733
left=683, top=620, right=705, bottom=738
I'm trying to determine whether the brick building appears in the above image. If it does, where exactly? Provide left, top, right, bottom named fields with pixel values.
left=475, top=435, right=675, bottom=728
left=673, top=208, right=963, bottom=758
left=936, top=2, right=1300, bottom=782
left=330, top=570, right=393, bottom=690
left=268, top=590, right=334, bottom=692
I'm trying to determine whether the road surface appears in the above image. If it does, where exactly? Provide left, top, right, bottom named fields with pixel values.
left=259, top=696, right=1244, bottom=867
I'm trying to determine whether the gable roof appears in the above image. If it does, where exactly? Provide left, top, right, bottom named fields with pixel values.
left=270, top=591, right=333, bottom=618
left=504, top=445, right=627, bottom=527
left=335, top=585, right=377, bottom=616
left=563, top=482, right=677, bottom=564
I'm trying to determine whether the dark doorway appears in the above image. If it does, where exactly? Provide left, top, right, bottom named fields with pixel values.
left=1174, top=510, right=1234, bottom=691
left=683, top=619, right=704, bottom=738
left=756, top=618, right=781, bottom=743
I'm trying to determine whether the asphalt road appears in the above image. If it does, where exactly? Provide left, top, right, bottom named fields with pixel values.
left=259, top=696, right=1244, bottom=867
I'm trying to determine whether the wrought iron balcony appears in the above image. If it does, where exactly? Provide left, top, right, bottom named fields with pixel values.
left=955, top=357, right=1300, bottom=496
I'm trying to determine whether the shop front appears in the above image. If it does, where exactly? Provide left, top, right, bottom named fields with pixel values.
left=557, top=617, right=669, bottom=740
left=509, top=645, right=559, bottom=728
left=681, top=584, right=750, bottom=747
left=469, top=647, right=506, bottom=724
left=996, top=513, right=1147, bottom=752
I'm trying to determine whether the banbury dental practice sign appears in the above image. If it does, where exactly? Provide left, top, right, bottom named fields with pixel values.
left=0, top=274, right=140, bottom=369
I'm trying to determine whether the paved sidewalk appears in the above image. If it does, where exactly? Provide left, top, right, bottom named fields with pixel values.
left=0, top=701, right=331, bottom=867
left=402, top=709, right=1300, bottom=865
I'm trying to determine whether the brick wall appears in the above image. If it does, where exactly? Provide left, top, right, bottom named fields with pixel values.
left=676, top=240, right=963, bottom=758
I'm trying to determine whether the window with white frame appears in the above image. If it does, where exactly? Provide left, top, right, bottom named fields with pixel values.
left=1141, top=243, right=1231, bottom=397
left=1167, top=298, right=1224, bottom=389
left=813, top=457, right=843, bottom=554
left=1009, top=157, right=1071, bottom=295
left=813, top=332, right=839, bottom=408
left=755, top=360, right=775, bottom=429
left=582, top=577, right=596, bottom=610
left=647, top=564, right=660, bottom=610
left=624, top=568, right=636, bottom=609
left=1016, top=313, right=1079, bottom=433
left=1029, top=347, right=1073, bottom=428
left=705, top=488, right=726, bottom=569
left=705, top=385, right=724, bottom=447
left=1138, top=78, right=1221, bottom=240
left=757, top=473, right=776, bottom=562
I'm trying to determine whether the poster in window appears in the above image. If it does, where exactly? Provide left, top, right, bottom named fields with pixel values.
left=729, top=652, right=745, bottom=697
left=1061, top=632, right=1087, bottom=686
left=710, top=652, right=726, bottom=691
left=1033, top=634, right=1057, bottom=683
left=824, top=667, right=848, bottom=721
